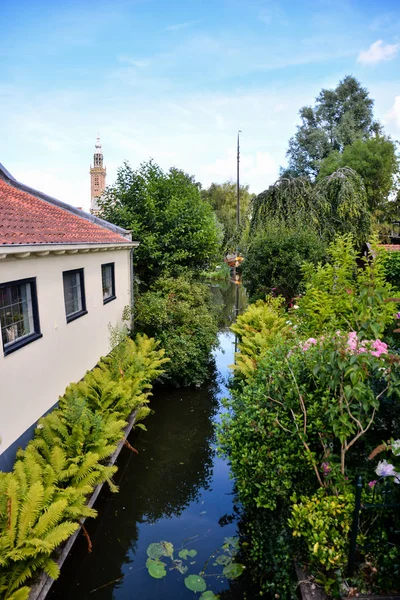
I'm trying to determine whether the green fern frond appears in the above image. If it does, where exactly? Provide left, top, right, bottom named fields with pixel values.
left=17, top=482, right=45, bottom=545
left=5, top=585, right=31, bottom=600
left=42, top=557, right=60, bottom=580
left=41, top=521, right=78, bottom=551
left=31, top=499, right=68, bottom=538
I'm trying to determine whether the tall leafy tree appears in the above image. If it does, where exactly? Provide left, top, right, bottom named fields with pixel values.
left=99, top=161, right=222, bottom=285
left=318, top=136, right=399, bottom=217
left=284, top=76, right=378, bottom=178
left=201, top=182, right=254, bottom=251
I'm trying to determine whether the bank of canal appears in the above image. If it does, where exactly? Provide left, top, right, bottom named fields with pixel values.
left=49, top=282, right=251, bottom=600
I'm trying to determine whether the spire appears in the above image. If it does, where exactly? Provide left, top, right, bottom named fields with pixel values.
left=93, top=134, right=103, bottom=168
left=95, top=133, right=103, bottom=155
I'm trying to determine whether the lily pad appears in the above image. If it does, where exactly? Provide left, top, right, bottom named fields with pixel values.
left=162, top=541, right=174, bottom=557
left=200, top=592, right=219, bottom=600
left=184, top=575, right=207, bottom=592
left=146, top=559, right=167, bottom=579
left=215, top=555, right=231, bottom=566
left=179, top=548, right=197, bottom=560
left=147, top=541, right=174, bottom=559
left=147, top=543, right=165, bottom=559
left=222, top=563, right=245, bottom=579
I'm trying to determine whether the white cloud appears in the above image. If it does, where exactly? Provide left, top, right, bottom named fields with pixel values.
left=385, top=96, right=400, bottom=131
left=357, top=40, right=399, bottom=65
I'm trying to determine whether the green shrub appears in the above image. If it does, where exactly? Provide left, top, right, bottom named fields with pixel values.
left=382, top=250, right=400, bottom=289
left=230, top=295, right=294, bottom=380
left=242, top=222, right=326, bottom=301
left=289, top=488, right=354, bottom=578
left=295, top=234, right=398, bottom=339
left=135, top=276, right=219, bottom=386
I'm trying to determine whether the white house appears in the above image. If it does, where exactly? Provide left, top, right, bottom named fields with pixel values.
left=0, top=163, right=138, bottom=471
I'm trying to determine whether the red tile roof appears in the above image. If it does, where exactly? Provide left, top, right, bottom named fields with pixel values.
left=377, top=244, right=400, bottom=252
left=0, top=178, right=130, bottom=245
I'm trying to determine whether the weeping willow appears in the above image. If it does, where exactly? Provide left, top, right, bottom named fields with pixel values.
left=251, top=168, right=370, bottom=244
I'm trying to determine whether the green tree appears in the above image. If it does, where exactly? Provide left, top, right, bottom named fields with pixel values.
left=134, top=275, right=218, bottom=386
left=284, top=76, right=377, bottom=178
left=318, top=136, right=399, bottom=217
left=242, top=222, right=326, bottom=301
left=251, top=168, right=371, bottom=246
left=99, top=161, right=222, bottom=285
left=201, top=182, right=254, bottom=252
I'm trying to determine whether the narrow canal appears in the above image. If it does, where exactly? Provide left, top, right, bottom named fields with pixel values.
left=49, top=281, right=250, bottom=600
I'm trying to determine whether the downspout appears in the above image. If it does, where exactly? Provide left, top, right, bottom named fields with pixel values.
left=130, top=247, right=135, bottom=333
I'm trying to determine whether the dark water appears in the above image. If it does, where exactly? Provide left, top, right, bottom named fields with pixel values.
left=49, top=282, right=250, bottom=600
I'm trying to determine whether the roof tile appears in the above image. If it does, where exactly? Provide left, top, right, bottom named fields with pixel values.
left=0, top=179, right=129, bottom=245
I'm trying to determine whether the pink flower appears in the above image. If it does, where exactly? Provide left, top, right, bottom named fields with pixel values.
left=301, top=337, right=317, bottom=351
left=368, top=480, right=377, bottom=488
left=396, top=312, right=400, bottom=319
left=321, top=462, right=331, bottom=476
left=346, top=289, right=353, bottom=294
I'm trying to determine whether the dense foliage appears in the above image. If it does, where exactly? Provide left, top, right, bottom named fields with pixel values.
left=0, top=334, right=167, bottom=598
left=242, top=222, right=326, bottom=300
left=295, top=235, right=396, bottom=338
left=318, top=136, right=399, bottom=217
left=284, top=76, right=377, bottom=178
left=382, top=250, right=400, bottom=289
left=220, top=235, right=400, bottom=597
left=99, top=160, right=222, bottom=286
left=201, top=182, right=253, bottom=252
left=251, top=168, right=371, bottom=247
left=134, top=276, right=219, bottom=386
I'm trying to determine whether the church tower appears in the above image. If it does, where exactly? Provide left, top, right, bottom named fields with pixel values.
left=90, top=135, right=106, bottom=215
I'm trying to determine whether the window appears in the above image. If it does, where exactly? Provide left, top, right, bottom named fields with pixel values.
left=102, top=263, right=116, bottom=303
left=63, top=269, right=87, bottom=322
left=0, top=278, right=42, bottom=355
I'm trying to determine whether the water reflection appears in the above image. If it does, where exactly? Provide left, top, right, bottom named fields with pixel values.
left=49, top=283, right=245, bottom=600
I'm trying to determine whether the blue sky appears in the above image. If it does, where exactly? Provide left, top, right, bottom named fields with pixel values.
left=0, top=0, right=399, bottom=210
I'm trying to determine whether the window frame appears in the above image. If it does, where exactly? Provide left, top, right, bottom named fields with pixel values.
left=62, top=268, right=87, bottom=323
left=0, top=277, right=42, bottom=356
left=101, top=262, right=116, bottom=304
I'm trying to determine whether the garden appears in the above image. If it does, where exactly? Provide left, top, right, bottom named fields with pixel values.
left=219, top=235, right=400, bottom=597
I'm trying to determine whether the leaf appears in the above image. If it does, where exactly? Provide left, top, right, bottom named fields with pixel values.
left=200, top=592, right=219, bottom=600
left=188, top=549, right=197, bottom=558
left=136, top=423, right=147, bottom=431
left=179, top=549, right=189, bottom=560
left=147, top=559, right=167, bottom=579
left=184, top=575, right=207, bottom=592
left=215, top=554, right=231, bottom=566
left=147, top=542, right=166, bottom=559
left=222, top=563, right=245, bottom=579
left=161, top=541, right=174, bottom=557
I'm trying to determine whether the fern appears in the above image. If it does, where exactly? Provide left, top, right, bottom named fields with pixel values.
left=0, top=331, right=163, bottom=592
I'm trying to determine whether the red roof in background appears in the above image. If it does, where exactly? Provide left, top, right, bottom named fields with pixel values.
left=0, top=178, right=130, bottom=245
left=377, top=245, right=400, bottom=252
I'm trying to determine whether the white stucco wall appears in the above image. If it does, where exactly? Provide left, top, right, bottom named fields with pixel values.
left=0, top=248, right=132, bottom=453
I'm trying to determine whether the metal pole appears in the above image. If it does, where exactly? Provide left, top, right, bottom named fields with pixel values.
left=347, top=475, right=363, bottom=577
left=236, top=130, right=241, bottom=233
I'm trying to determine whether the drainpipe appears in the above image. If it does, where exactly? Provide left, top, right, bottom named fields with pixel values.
left=130, top=247, right=135, bottom=333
